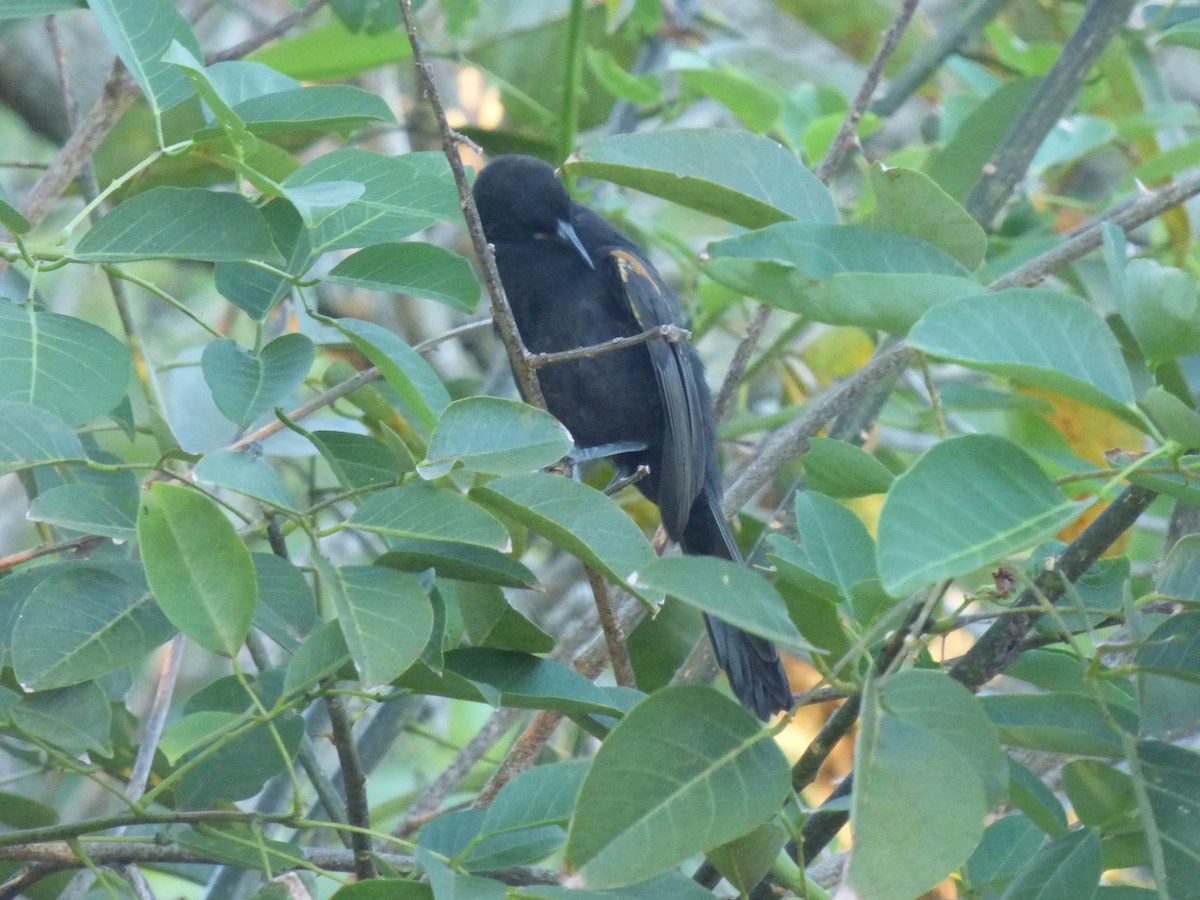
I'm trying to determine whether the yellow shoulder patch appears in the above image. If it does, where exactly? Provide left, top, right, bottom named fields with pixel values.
left=610, top=249, right=662, bottom=296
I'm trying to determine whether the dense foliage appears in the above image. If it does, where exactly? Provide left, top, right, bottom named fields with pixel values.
left=2, top=1, right=1200, bottom=898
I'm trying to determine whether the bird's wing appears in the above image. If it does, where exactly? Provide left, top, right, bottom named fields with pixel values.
left=603, top=247, right=709, bottom=539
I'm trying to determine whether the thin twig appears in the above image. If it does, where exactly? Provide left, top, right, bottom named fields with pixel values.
left=392, top=707, right=524, bottom=837
left=324, top=696, right=376, bottom=880
left=815, top=0, right=922, bottom=182
left=587, top=570, right=636, bottom=688
left=0, top=842, right=561, bottom=886
left=206, top=0, right=331, bottom=63
left=398, top=0, right=547, bottom=409
left=473, top=591, right=646, bottom=809
left=872, top=0, right=1015, bottom=117
left=527, top=324, right=690, bottom=369
left=989, top=170, right=1200, bottom=291
left=713, top=304, right=771, bottom=423
left=229, top=319, right=492, bottom=452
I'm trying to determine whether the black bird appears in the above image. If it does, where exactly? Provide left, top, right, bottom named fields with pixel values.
left=473, top=155, right=792, bottom=720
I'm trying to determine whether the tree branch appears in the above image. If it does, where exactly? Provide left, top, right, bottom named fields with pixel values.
left=794, top=483, right=1159, bottom=865
left=963, top=0, right=1137, bottom=226
left=527, top=324, right=690, bottom=369
left=815, top=0, right=921, bottom=182
left=0, top=841, right=560, bottom=887
left=872, top=0, right=1015, bottom=117
left=324, top=695, right=376, bottom=880
left=398, top=0, right=546, bottom=410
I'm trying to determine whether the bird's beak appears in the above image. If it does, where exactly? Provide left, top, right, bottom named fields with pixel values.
left=557, top=219, right=594, bottom=269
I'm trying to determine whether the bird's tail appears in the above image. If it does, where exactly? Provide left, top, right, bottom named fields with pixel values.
left=681, top=487, right=793, bottom=721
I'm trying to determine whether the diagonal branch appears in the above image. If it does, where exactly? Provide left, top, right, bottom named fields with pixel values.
left=398, top=0, right=546, bottom=410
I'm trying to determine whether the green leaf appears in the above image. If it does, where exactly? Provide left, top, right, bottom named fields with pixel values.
left=252, top=553, right=317, bottom=652
left=177, top=710, right=304, bottom=808
left=192, top=448, right=297, bottom=511
left=11, top=681, right=111, bottom=756
left=309, top=429, right=408, bottom=491
left=1118, top=259, right=1200, bottom=368
left=880, top=670, right=1008, bottom=806
left=278, top=181, right=366, bottom=229
left=566, top=686, right=790, bottom=888
left=449, top=581, right=554, bottom=652
left=518, top=873, right=715, bottom=900
left=703, top=222, right=971, bottom=320
left=565, top=129, right=837, bottom=228
left=0, top=183, right=30, bottom=234
left=331, top=879, right=432, bottom=899
left=909, top=288, right=1137, bottom=421
left=421, top=397, right=573, bottom=478
left=320, top=562, right=433, bottom=689
left=248, top=18, right=413, bottom=81
left=470, top=472, right=657, bottom=597
left=421, top=808, right=565, bottom=872
left=1062, top=760, right=1136, bottom=829
left=1140, top=386, right=1200, bottom=447
left=633, top=556, right=813, bottom=652
left=283, top=621, right=352, bottom=696
left=981, top=693, right=1136, bottom=757
left=172, top=825, right=303, bottom=873
left=349, top=482, right=509, bottom=548
left=75, top=188, right=283, bottom=263
left=1139, top=740, right=1200, bottom=899
left=0, top=402, right=84, bottom=476
left=283, top=150, right=460, bottom=253
left=205, top=60, right=299, bottom=106
left=27, top=481, right=138, bottom=540
left=11, top=566, right=173, bottom=691
left=88, top=0, right=202, bottom=114
left=214, top=200, right=311, bottom=320
left=0, top=0, right=84, bottom=17
left=325, top=242, right=481, bottom=312
left=443, top=648, right=621, bottom=717
left=162, top=40, right=255, bottom=153
left=847, top=670, right=998, bottom=900
left=869, top=163, right=987, bottom=269
left=997, top=828, right=1101, bottom=900
left=201, top=333, right=314, bottom=430
left=802, top=437, right=894, bottom=498
left=794, top=491, right=878, bottom=599
left=0, top=792, right=58, bottom=828
left=705, top=824, right=788, bottom=896
left=1008, top=759, right=1069, bottom=838
left=0, top=298, right=132, bottom=426
left=585, top=47, right=661, bottom=104
left=1158, top=535, right=1200, bottom=603
left=877, top=435, right=1085, bottom=597
left=159, top=711, right=242, bottom=763
left=963, top=814, right=1050, bottom=892
left=676, top=65, right=782, bottom=134
left=138, top=481, right=257, bottom=656
left=1136, top=612, right=1200, bottom=737
left=481, top=759, right=590, bottom=835
left=378, top=540, right=539, bottom=590
left=400, top=651, right=619, bottom=717
left=210, top=85, right=396, bottom=138
left=419, top=848, right=506, bottom=900
left=333, top=317, right=450, bottom=437
left=927, top=77, right=1042, bottom=201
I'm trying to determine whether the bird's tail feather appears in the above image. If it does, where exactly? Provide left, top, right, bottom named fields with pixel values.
left=681, top=487, right=793, bottom=721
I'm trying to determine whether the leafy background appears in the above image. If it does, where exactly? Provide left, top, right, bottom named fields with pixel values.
left=2, top=1, right=1200, bottom=899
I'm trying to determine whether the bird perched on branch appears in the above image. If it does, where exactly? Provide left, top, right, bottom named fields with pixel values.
left=473, top=155, right=792, bottom=720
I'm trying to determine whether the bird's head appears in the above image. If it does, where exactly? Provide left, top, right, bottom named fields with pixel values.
left=472, top=155, right=593, bottom=268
